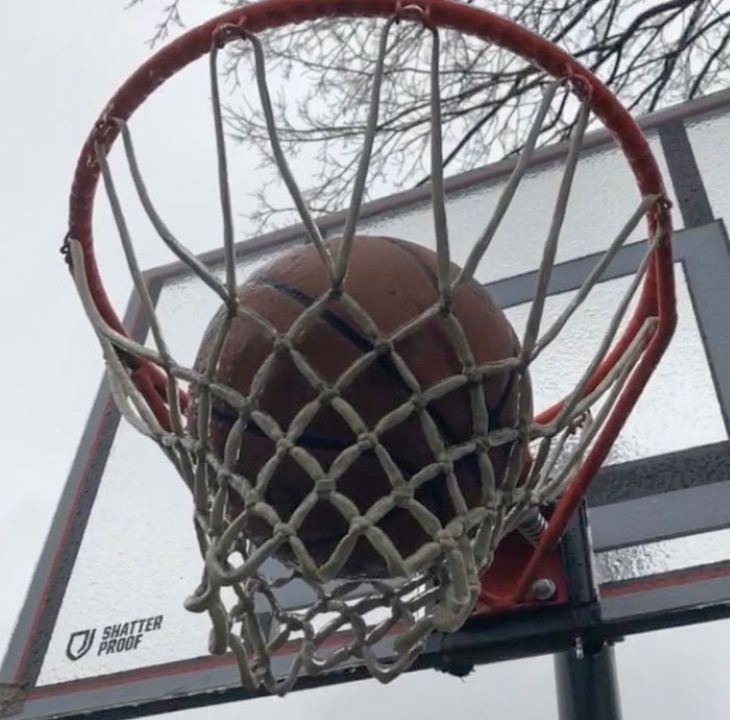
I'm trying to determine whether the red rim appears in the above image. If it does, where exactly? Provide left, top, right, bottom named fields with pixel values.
left=67, top=0, right=676, bottom=603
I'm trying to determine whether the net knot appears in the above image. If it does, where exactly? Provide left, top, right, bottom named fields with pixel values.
left=357, top=433, right=376, bottom=451
left=392, top=484, right=414, bottom=505
left=315, top=477, right=336, bottom=498
left=475, top=436, right=491, bottom=452
left=512, top=487, right=543, bottom=506
left=374, top=339, right=392, bottom=356
left=350, top=516, right=372, bottom=534
left=274, top=522, right=295, bottom=538
left=438, top=457, right=454, bottom=475
left=464, top=366, right=481, bottom=384
left=319, top=387, right=339, bottom=404
left=273, top=337, right=290, bottom=356
left=276, top=438, right=294, bottom=454
left=437, top=529, right=458, bottom=550
left=410, top=394, right=427, bottom=411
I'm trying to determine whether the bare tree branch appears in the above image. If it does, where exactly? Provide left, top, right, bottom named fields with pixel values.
left=130, top=0, right=730, bottom=232
left=128, top=0, right=184, bottom=47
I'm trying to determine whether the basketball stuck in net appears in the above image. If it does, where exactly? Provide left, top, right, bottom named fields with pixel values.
left=66, top=0, right=676, bottom=695
left=187, top=235, right=531, bottom=579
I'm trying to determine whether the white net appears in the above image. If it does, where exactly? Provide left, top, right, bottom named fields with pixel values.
left=68, top=9, right=668, bottom=695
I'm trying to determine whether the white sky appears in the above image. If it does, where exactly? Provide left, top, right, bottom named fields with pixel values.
left=2, top=2, right=730, bottom=718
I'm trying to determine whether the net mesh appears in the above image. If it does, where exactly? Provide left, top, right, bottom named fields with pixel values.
left=67, top=9, right=669, bottom=694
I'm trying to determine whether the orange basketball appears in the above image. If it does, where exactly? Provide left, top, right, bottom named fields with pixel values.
left=188, top=236, right=531, bottom=577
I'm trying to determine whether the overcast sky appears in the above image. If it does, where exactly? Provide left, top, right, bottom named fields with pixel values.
left=2, top=2, right=730, bottom=718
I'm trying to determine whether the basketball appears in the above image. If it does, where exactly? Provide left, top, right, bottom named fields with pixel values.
left=187, top=235, right=531, bottom=578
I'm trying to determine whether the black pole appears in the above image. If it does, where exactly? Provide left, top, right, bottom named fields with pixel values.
left=553, top=503, right=622, bottom=719
left=554, top=642, right=622, bottom=720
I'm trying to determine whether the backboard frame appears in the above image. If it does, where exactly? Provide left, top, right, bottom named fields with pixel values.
left=4, top=86, right=730, bottom=720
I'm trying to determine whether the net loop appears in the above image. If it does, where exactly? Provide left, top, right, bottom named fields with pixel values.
left=395, top=1, right=435, bottom=29
left=213, top=18, right=249, bottom=49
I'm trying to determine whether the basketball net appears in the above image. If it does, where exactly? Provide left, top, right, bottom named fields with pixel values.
left=66, top=1, right=674, bottom=695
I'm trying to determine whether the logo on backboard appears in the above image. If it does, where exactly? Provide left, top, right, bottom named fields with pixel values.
left=65, top=615, right=164, bottom=661
left=66, top=629, right=96, bottom=661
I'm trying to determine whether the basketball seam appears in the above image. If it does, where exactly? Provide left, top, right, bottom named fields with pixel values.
left=248, top=273, right=460, bottom=445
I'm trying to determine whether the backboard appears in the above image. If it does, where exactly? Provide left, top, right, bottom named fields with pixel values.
left=3, top=86, right=730, bottom=719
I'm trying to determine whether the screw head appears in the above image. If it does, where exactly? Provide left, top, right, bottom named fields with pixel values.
left=531, top=577, right=557, bottom=601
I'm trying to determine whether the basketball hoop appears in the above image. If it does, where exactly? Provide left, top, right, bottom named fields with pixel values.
left=65, top=0, right=675, bottom=695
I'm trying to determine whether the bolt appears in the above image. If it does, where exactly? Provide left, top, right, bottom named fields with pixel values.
left=531, top=577, right=557, bottom=601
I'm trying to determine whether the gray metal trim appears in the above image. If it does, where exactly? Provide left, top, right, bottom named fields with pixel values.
left=0, top=389, right=121, bottom=709
left=486, top=238, right=651, bottom=310
left=8, top=660, right=241, bottom=720
left=0, top=292, right=148, bottom=711
left=601, top=571, right=730, bottom=622
left=590, top=441, right=730, bottom=506
left=658, top=120, right=714, bottom=228
left=0, top=379, right=118, bottom=686
left=7, top=604, right=593, bottom=720
left=588, top=222, right=730, bottom=507
left=681, top=221, right=730, bottom=434
left=589, top=480, right=730, bottom=552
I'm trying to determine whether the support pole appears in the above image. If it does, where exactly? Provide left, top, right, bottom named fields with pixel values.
left=554, top=642, right=622, bottom=720
left=554, top=503, right=622, bottom=719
